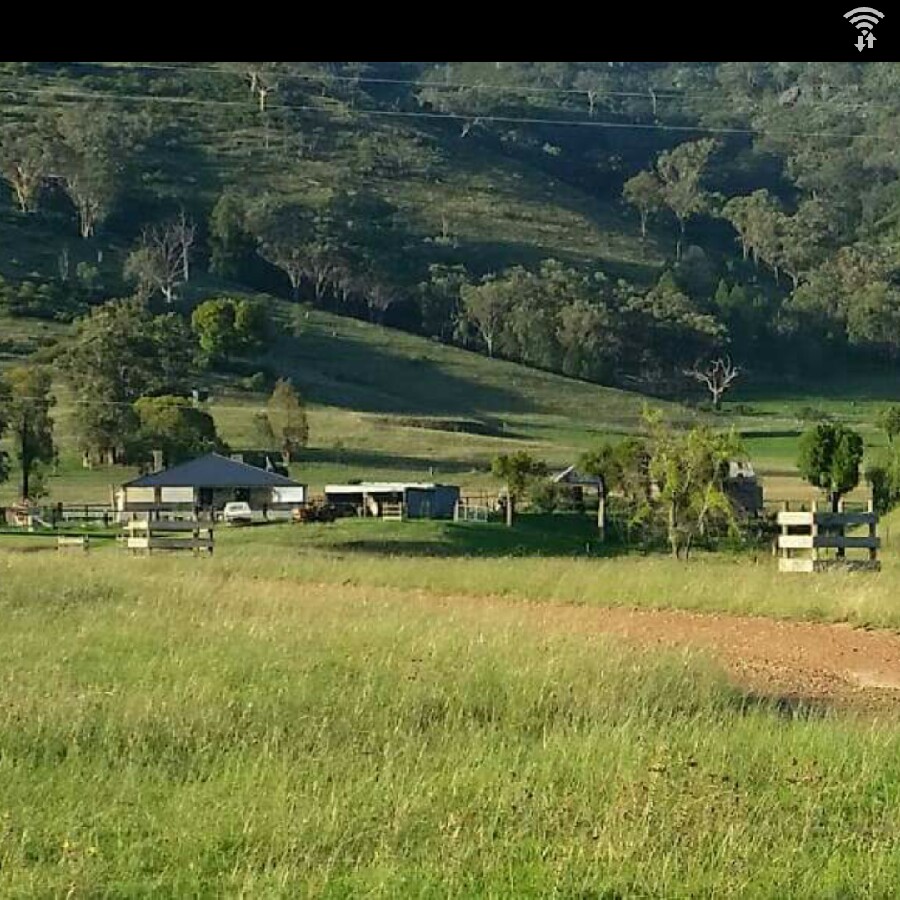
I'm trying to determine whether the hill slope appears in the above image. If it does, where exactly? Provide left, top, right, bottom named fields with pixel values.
left=0, top=300, right=686, bottom=503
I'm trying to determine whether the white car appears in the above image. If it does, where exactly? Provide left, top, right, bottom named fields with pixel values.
left=222, top=501, right=253, bottom=524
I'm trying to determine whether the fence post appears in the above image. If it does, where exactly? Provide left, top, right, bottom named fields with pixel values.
left=869, top=498, right=877, bottom=562
left=780, top=501, right=789, bottom=562
left=837, top=497, right=846, bottom=559
left=811, top=499, right=819, bottom=564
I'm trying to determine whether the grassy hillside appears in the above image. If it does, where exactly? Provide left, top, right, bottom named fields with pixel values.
left=1, top=295, right=891, bottom=505
left=2, top=61, right=898, bottom=505
left=0, top=64, right=665, bottom=288
left=0, top=298, right=690, bottom=503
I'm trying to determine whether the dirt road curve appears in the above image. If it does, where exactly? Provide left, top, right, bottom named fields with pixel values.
left=412, top=588, right=900, bottom=710
left=544, top=605, right=900, bottom=710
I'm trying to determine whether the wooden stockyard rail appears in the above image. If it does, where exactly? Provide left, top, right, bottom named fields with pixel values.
left=57, top=535, right=90, bottom=553
left=454, top=500, right=490, bottom=523
left=381, top=502, right=404, bottom=522
left=125, top=519, right=214, bottom=556
left=777, top=500, right=880, bottom=573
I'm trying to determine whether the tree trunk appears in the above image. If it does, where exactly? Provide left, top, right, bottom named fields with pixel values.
left=13, top=172, right=32, bottom=213
left=78, top=199, right=96, bottom=239
left=506, top=492, right=515, bottom=527
left=19, top=422, right=30, bottom=500
left=668, top=502, right=679, bottom=559
left=712, top=388, right=722, bottom=410
left=640, top=212, right=647, bottom=240
left=831, top=492, right=846, bottom=559
left=675, top=218, right=685, bottom=261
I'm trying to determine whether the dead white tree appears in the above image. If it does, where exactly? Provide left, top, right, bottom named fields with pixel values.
left=173, top=210, right=196, bottom=283
left=246, top=66, right=277, bottom=113
left=124, top=217, right=195, bottom=304
left=687, top=356, right=741, bottom=410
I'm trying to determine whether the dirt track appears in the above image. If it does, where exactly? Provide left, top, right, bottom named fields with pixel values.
left=407, top=587, right=900, bottom=711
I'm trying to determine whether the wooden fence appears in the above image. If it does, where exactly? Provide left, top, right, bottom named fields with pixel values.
left=454, top=492, right=499, bottom=523
left=57, top=535, right=90, bottom=553
left=777, top=500, right=879, bottom=573
left=454, top=501, right=490, bottom=523
left=381, top=502, right=404, bottom=522
left=125, top=519, right=214, bottom=556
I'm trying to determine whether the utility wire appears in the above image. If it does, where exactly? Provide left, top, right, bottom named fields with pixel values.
left=66, top=61, right=893, bottom=108
left=0, top=83, right=873, bottom=144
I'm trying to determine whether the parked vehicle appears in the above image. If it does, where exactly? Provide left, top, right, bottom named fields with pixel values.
left=292, top=500, right=337, bottom=523
left=223, top=501, right=253, bottom=524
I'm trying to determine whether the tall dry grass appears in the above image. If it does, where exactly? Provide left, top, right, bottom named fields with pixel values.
left=1, top=552, right=900, bottom=895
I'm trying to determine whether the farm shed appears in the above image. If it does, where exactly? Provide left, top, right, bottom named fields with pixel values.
left=725, top=460, right=763, bottom=516
left=324, top=482, right=460, bottom=519
left=551, top=465, right=607, bottom=537
left=120, top=453, right=307, bottom=519
left=551, top=465, right=605, bottom=501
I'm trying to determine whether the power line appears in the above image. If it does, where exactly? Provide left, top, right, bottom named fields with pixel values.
left=76, top=61, right=689, bottom=100
left=0, top=83, right=870, bottom=144
left=64, top=61, right=895, bottom=110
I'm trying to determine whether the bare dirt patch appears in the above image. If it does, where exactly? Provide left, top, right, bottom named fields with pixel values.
left=308, top=581, right=900, bottom=711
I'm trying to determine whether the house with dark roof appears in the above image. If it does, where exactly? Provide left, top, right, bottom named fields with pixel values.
left=119, top=453, right=307, bottom=518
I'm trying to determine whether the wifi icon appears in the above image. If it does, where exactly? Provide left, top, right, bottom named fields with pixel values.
left=845, top=6, right=884, bottom=32
left=845, top=7, right=884, bottom=50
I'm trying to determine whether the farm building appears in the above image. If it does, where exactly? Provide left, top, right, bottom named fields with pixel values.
left=119, top=453, right=307, bottom=518
left=551, top=465, right=607, bottom=536
left=551, top=465, right=605, bottom=502
left=324, top=482, right=460, bottom=519
left=725, top=460, right=764, bottom=516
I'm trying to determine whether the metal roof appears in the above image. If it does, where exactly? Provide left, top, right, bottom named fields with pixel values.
left=124, top=453, right=304, bottom=489
left=325, top=482, right=452, bottom=494
left=551, top=465, right=604, bottom=487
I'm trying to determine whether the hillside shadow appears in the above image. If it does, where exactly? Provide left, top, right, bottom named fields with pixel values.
left=315, top=515, right=620, bottom=559
left=302, top=447, right=484, bottom=476
left=447, top=237, right=557, bottom=274
left=275, top=326, right=537, bottom=417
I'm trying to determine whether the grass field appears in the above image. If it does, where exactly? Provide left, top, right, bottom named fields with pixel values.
left=5, top=508, right=900, bottom=627
left=3, top=546, right=900, bottom=895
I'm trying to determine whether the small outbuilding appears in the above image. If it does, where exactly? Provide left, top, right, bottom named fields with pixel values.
left=120, top=453, right=307, bottom=519
left=725, top=460, right=764, bottom=516
left=551, top=465, right=607, bottom=537
left=324, top=482, right=460, bottom=520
